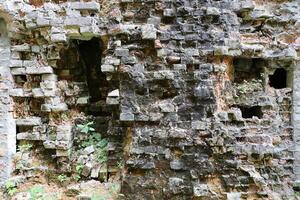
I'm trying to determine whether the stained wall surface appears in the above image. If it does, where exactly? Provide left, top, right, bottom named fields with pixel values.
left=0, top=18, right=15, bottom=185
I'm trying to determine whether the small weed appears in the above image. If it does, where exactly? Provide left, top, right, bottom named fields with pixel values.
left=5, top=180, right=17, bottom=196
left=80, top=133, right=102, bottom=148
left=74, top=164, right=84, bottom=181
left=94, top=136, right=108, bottom=164
left=18, top=144, right=33, bottom=153
left=74, top=174, right=81, bottom=182
left=76, top=121, right=108, bottom=164
left=295, top=182, right=300, bottom=197
left=77, top=121, right=95, bottom=134
left=117, top=161, right=124, bottom=169
left=15, top=161, right=25, bottom=171
left=76, top=164, right=84, bottom=173
left=95, top=147, right=108, bottom=164
left=57, top=174, right=68, bottom=183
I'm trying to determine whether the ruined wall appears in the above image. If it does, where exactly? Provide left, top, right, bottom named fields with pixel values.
left=0, top=18, right=15, bottom=185
left=0, top=0, right=299, bottom=199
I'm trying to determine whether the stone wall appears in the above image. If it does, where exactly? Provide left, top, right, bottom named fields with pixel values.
left=293, top=61, right=300, bottom=182
left=0, top=0, right=298, bottom=199
left=0, top=18, right=15, bottom=185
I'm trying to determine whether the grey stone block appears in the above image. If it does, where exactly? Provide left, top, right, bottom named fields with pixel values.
left=191, top=121, right=206, bottom=130
left=193, top=183, right=209, bottom=197
left=11, top=44, right=30, bottom=52
left=51, top=34, right=67, bottom=42
left=68, top=2, right=100, bottom=10
left=170, top=160, right=185, bottom=170
left=26, top=67, right=53, bottom=74
left=159, top=101, right=175, bottom=112
left=51, top=103, right=68, bottom=112
left=11, top=67, right=25, bottom=75
left=120, top=113, right=134, bottom=121
left=16, top=118, right=42, bottom=126
left=141, top=24, right=157, bottom=40
left=101, top=64, right=115, bottom=72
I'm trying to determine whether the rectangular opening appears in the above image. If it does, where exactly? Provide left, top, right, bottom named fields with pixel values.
left=269, top=68, right=287, bottom=89
left=56, top=38, right=108, bottom=105
left=14, top=75, right=27, bottom=87
left=14, top=98, right=43, bottom=118
left=233, top=58, right=264, bottom=83
left=28, top=75, right=42, bottom=88
left=238, top=106, right=263, bottom=119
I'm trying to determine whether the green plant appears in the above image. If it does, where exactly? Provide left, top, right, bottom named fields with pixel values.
left=76, top=164, right=83, bottom=173
left=74, top=164, right=84, bottom=181
left=5, top=180, right=17, bottom=196
left=80, top=133, right=102, bottom=148
left=295, top=182, right=300, bottom=197
left=57, top=174, right=68, bottom=183
left=77, top=121, right=95, bottom=134
left=76, top=121, right=109, bottom=164
left=74, top=174, right=81, bottom=182
left=15, top=162, right=23, bottom=171
left=94, top=135, right=108, bottom=164
left=95, top=146, right=108, bottom=164
left=18, top=143, right=33, bottom=152
left=29, top=185, right=45, bottom=200
left=117, top=161, right=124, bottom=169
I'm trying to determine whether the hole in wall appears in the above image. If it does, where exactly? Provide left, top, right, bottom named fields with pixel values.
left=56, top=37, right=109, bottom=107
left=186, top=64, right=199, bottom=72
left=56, top=37, right=112, bottom=118
left=14, top=75, right=27, bottom=87
left=238, top=106, right=263, bottom=119
left=56, top=37, right=123, bottom=181
left=28, top=75, right=42, bottom=88
left=56, top=44, right=85, bottom=81
left=76, top=38, right=107, bottom=103
left=13, top=75, right=42, bottom=89
left=162, top=17, right=175, bottom=24
left=233, top=58, right=264, bottom=83
left=14, top=98, right=44, bottom=118
left=20, top=52, right=30, bottom=60
left=16, top=125, right=33, bottom=134
left=269, top=68, right=287, bottom=89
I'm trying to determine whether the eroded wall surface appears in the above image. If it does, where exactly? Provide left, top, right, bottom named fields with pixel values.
left=0, top=18, right=15, bottom=185
left=0, top=0, right=298, bottom=199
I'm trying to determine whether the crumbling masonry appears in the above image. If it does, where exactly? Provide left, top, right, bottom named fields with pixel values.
left=0, top=0, right=298, bottom=199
